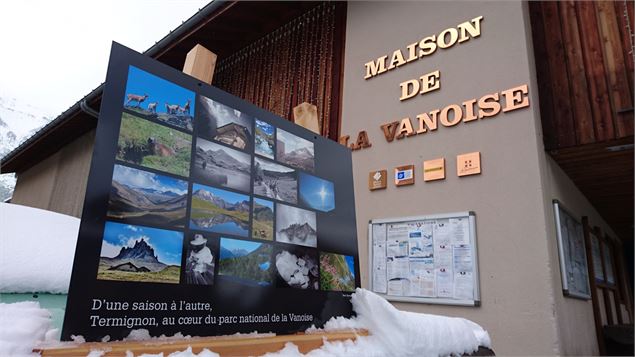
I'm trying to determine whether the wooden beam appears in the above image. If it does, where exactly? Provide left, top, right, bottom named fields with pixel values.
left=183, top=44, right=217, bottom=84
left=541, top=1, right=577, bottom=148
left=293, top=102, right=320, bottom=134
left=528, top=2, right=558, bottom=150
left=559, top=1, right=595, bottom=145
left=595, top=1, right=634, bottom=138
left=576, top=1, right=615, bottom=142
left=36, top=330, right=369, bottom=357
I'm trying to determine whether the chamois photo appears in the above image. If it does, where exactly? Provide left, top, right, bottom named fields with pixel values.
left=123, top=66, right=195, bottom=131
left=116, top=112, right=192, bottom=177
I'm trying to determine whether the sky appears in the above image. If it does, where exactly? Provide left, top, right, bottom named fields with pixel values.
left=100, top=221, right=183, bottom=265
left=220, top=237, right=262, bottom=256
left=197, top=137, right=250, bottom=164
left=124, top=66, right=196, bottom=113
left=193, top=183, right=249, bottom=204
left=0, top=0, right=210, bottom=117
left=299, top=173, right=335, bottom=212
left=202, top=96, right=253, bottom=133
left=277, top=128, right=314, bottom=154
left=112, top=164, right=188, bottom=195
left=345, top=255, right=356, bottom=278
left=276, top=203, right=315, bottom=229
left=254, top=197, right=274, bottom=210
left=255, top=156, right=294, bottom=173
left=256, top=120, right=274, bottom=136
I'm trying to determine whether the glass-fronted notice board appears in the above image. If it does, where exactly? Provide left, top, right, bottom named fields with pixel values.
left=553, top=200, right=591, bottom=299
left=368, top=212, right=480, bottom=306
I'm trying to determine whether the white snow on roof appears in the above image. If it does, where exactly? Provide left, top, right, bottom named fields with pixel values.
left=0, top=203, right=79, bottom=294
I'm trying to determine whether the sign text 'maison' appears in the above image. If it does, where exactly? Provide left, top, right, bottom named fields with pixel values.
left=364, top=16, right=484, bottom=79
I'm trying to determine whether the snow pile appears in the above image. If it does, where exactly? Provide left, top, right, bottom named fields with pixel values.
left=0, top=301, right=58, bottom=356
left=138, top=289, right=490, bottom=357
left=0, top=288, right=490, bottom=356
left=0, top=202, right=79, bottom=293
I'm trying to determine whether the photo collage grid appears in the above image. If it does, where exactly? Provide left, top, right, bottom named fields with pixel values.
left=97, top=66, right=355, bottom=292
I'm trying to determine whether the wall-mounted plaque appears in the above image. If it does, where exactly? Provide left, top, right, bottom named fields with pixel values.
left=423, top=158, right=445, bottom=182
left=457, top=152, right=481, bottom=177
left=369, top=169, right=387, bottom=190
left=394, top=165, right=415, bottom=186
left=62, top=43, right=360, bottom=341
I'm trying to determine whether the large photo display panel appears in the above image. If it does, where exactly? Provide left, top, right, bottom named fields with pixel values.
left=369, top=212, right=480, bottom=306
left=62, top=43, right=360, bottom=341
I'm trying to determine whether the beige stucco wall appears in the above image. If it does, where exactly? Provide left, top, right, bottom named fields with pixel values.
left=341, top=1, right=561, bottom=355
left=12, top=129, right=95, bottom=217
left=537, top=153, right=622, bottom=356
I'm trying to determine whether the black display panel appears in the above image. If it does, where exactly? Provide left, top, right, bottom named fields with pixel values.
left=62, top=43, right=359, bottom=341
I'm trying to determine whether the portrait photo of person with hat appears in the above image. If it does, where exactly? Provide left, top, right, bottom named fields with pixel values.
left=185, top=233, right=215, bottom=285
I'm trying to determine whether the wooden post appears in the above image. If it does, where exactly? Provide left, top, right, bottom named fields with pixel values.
left=293, top=102, right=320, bottom=134
left=183, top=44, right=217, bottom=84
left=583, top=217, right=606, bottom=355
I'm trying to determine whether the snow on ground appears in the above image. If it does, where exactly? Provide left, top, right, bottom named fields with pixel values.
left=0, top=203, right=79, bottom=294
left=0, top=203, right=490, bottom=356
left=0, top=288, right=490, bottom=357
left=0, top=301, right=59, bottom=356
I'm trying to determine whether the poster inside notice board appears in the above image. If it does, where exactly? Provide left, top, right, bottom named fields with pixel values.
left=368, top=212, right=480, bottom=306
left=553, top=200, right=591, bottom=300
left=61, top=42, right=360, bottom=341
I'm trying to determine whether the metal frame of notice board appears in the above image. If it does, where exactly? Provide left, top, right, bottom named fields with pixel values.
left=553, top=200, right=591, bottom=300
left=368, top=211, right=480, bottom=306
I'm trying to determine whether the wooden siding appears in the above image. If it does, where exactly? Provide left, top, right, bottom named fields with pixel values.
left=213, top=2, right=345, bottom=140
left=12, top=130, right=95, bottom=217
left=530, top=1, right=634, bottom=243
left=530, top=1, right=634, bottom=150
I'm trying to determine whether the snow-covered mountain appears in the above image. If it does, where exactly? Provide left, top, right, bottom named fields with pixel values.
left=0, top=95, right=54, bottom=200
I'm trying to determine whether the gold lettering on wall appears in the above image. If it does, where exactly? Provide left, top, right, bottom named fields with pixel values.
left=363, top=16, right=484, bottom=80
left=399, top=70, right=441, bottom=101
left=373, top=84, right=531, bottom=143
left=380, top=121, right=400, bottom=142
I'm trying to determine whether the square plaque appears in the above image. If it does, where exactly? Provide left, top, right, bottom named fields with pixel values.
left=457, top=152, right=482, bottom=177
left=423, top=158, right=445, bottom=181
left=369, top=169, right=387, bottom=190
left=394, top=165, right=415, bottom=186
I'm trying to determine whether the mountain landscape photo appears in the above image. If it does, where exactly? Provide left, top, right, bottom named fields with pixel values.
left=107, top=164, right=188, bottom=227
left=253, top=157, right=297, bottom=204
left=97, top=222, right=183, bottom=284
left=219, top=237, right=273, bottom=286
left=276, top=128, right=314, bottom=172
left=190, top=184, right=250, bottom=237
left=0, top=96, right=53, bottom=200
left=276, top=203, right=317, bottom=248
left=254, top=119, right=274, bottom=159
left=193, top=137, right=251, bottom=193
left=252, top=198, right=274, bottom=240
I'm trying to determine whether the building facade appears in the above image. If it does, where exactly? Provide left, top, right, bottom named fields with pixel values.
left=2, top=2, right=633, bottom=355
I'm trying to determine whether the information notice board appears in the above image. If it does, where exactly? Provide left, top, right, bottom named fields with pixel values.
left=553, top=200, right=591, bottom=299
left=62, top=43, right=360, bottom=341
left=368, top=212, right=480, bottom=306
